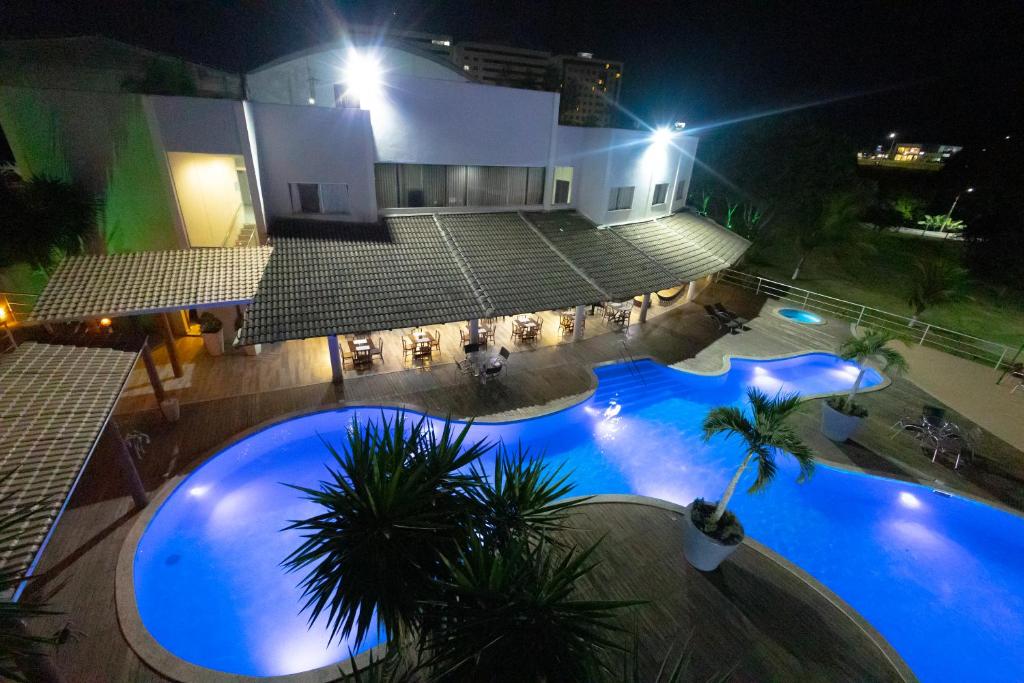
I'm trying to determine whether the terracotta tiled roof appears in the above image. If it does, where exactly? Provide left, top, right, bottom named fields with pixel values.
left=0, top=342, right=139, bottom=581
left=29, top=247, right=273, bottom=322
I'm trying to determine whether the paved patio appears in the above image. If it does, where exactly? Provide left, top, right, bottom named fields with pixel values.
left=18, top=281, right=1023, bottom=680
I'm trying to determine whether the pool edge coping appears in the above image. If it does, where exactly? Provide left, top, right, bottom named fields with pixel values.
left=115, top=350, right=991, bottom=682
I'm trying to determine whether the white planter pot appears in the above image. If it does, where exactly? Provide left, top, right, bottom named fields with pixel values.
left=682, top=503, right=742, bottom=572
left=160, top=398, right=180, bottom=423
left=821, top=401, right=864, bottom=442
left=202, top=331, right=224, bottom=357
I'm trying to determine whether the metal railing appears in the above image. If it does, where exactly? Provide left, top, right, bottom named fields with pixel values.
left=715, top=269, right=1017, bottom=370
left=0, top=291, right=37, bottom=326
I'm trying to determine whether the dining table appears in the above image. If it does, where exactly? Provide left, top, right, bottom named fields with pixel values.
left=513, top=315, right=539, bottom=339
left=347, top=337, right=375, bottom=366
left=407, top=330, right=434, bottom=357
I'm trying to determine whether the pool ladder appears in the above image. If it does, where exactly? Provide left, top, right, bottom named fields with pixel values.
left=618, top=341, right=646, bottom=386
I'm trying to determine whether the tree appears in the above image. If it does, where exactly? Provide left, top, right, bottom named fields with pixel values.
left=0, top=169, right=96, bottom=273
left=889, top=195, right=926, bottom=225
left=907, top=258, right=969, bottom=324
left=790, top=186, right=872, bottom=280
left=699, top=388, right=814, bottom=530
left=916, top=214, right=966, bottom=234
left=0, top=471, right=61, bottom=682
left=283, top=412, right=627, bottom=680
left=838, top=329, right=908, bottom=405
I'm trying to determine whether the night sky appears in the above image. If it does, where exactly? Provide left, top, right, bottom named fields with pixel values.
left=1, top=0, right=1021, bottom=147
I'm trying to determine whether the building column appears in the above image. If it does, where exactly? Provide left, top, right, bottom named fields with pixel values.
left=160, top=312, right=183, bottom=378
left=685, top=280, right=699, bottom=303
left=108, top=420, right=148, bottom=509
left=639, top=293, right=651, bottom=323
left=468, top=318, right=480, bottom=345
left=572, top=305, right=586, bottom=342
left=140, top=344, right=166, bottom=402
left=327, top=335, right=343, bottom=384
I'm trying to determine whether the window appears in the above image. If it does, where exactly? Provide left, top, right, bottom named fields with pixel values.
left=608, top=186, right=634, bottom=211
left=674, top=181, right=686, bottom=201
left=554, top=180, right=571, bottom=204
left=652, top=183, right=668, bottom=206
left=289, top=183, right=350, bottom=215
left=374, top=164, right=546, bottom=209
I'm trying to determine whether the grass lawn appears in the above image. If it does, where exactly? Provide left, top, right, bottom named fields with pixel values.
left=745, top=228, right=1024, bottom=348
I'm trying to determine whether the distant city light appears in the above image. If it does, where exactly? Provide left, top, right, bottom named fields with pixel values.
left=673, top=120, right=686, bottom=131
left=307, top=97, right=315, bottom=105
left=966, top=187, right=975, bottom=193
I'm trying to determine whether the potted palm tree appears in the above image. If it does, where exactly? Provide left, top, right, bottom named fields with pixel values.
left=684, top=388, right=814, bottom=572
left=822, top=329, right=908, bottom=442
left=198, top=312, right=224, bottom=357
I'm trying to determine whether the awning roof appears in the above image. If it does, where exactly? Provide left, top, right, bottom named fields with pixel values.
left=527, top=212, right=681, bottom=300
left=612, top=212, right=750, bottom=282
left=238, top=217, right=488, bottom=344
left=28, top=246, right=273, bottom=322
left=0, top=341, right=139, bottom=585
left=437, top=213, right=604, bottom=316
left=238, top=210, right=749, bottom=345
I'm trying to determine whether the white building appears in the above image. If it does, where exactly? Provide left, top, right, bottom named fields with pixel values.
left=0, top=38, right=695, bottom=252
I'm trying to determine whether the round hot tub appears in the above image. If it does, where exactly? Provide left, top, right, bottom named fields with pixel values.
left=777, top=308, right=825, bottom=325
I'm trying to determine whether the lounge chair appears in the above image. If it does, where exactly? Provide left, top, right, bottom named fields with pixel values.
left=703, top=304, right=740, bottom=333
left=713, top=302, right=749, bottom=327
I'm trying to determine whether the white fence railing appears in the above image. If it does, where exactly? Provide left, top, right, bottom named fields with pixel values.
left=715, top=269, right=1018, bottom=371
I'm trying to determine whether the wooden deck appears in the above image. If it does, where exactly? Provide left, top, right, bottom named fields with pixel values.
left=17, top=282, right=1020, bottom=681
left=563, top=499, right=909, bottom=682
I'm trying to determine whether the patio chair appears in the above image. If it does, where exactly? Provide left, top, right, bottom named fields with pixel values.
left=713, top=302, right=749, bottom=327
left=464, top=342, right=480, bottom=354
left=372, top=337, right=383, bottom=361
left=401, top=336, right=414, bottom=357
left=499, top=347, right=511, bottom=360
left=431, top=331, right=441, bottom=350
left=484, top=363, right=504, bottom=382
left=341, top=345, right=354, bottom=369
left=703, top=304, right=739, bottom=333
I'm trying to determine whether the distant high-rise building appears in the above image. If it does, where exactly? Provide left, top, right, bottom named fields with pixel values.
left=450, top=42, right=551, bottom=91
left=549, top=52, right=623, bottom=127
left=347, top=25, right=453, bottom=57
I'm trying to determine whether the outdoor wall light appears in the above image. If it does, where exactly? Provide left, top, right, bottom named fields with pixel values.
left=651, top=127, right=675, bottom=146
left=342, top=50, right=383, bottom=105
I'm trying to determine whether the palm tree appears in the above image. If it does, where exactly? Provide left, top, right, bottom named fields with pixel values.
left=420, top=538, right=637, bottom=682
left=0, top=472, right=61, bottom=683
left=282, top=413, right=489, bottom=646
left=700, top=388, right=815, bottom=530
left=838, top=329, right=908, bottom=405
left=907, top=258, right=968, bottom=325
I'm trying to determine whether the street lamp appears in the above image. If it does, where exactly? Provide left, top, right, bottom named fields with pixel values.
left=942, top=187, right=975, bottom=231
left=886, top=132, right=898, bottom=158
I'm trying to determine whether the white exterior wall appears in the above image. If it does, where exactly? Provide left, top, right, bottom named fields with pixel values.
left=367, top=75, right=557, bottom=167
left=554, top=126, right=697, bottom=226
left=247, top=102, right=378, bottom=223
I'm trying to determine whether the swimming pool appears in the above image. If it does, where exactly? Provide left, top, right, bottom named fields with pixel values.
left=131, top=352, right=1024, bottom=681
left=777, top=307, right=825, bottom=324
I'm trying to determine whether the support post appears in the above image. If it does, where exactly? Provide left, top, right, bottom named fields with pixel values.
left=639, top=293, right=651, bottom=323
left=685, top=280, right=699, bottom=303
left=919, top=324, right=931, bottom=346
left=573, top=305, right=586, bottom=342
left=327, top=335, right=343, bottom=384
left=160, top=312, right=183, bottom=378
left=469, top=318, right=480, bottom=345
left=140, top=344, right=166, bottom=402
left=108, top=420, right=148, bottom=509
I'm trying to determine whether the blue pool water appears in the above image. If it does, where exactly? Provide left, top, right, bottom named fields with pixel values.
left=779, top=307, right=824, bottom=324
left=133, top=352, right=1024, bottom=681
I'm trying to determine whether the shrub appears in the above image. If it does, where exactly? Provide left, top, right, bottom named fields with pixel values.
left=690, top=498, right=744, bottom=545
left=198, top=312, right=222, bottom=334
left=827, top=396, right=868, bottom=418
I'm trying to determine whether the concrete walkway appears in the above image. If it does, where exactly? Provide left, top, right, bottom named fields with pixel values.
left=893, top=341, right=1024, bottom=452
